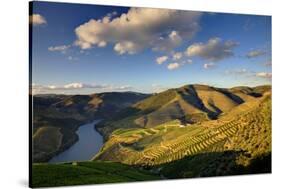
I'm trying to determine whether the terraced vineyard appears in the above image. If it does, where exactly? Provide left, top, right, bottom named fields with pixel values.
left=32, top=85, right=271, bottom=186
left=125, top=120, right=241, bottom=166
left=94, top=93, right=271, bottom=169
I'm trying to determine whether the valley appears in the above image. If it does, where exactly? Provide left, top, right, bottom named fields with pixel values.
left=32, top=84, right=271, bottom=187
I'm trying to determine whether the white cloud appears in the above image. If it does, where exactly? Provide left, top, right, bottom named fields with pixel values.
left=167, top=62, right=180, bottom=70
left=246, top=50, right=266, bottom=58
left=156, top=56, right=168, bottom=64
left=48, top=45, right=71, bottom=53
left=63, top=83, right=108, bottom=89
left=172, top=52, right=183, bottom=60
left=30, top=14, right=47, bottom=26
left=225, top=68, right=248, bottom=75
left=203, top=62, right=216, bottom=69
left=32, top=82, right=133, bottom=94
left=113, top=41, right=141, bottom=55
left=255, top=72, right=272, bottom=78
left=186, top=37, right=238, bottom=62
left=97, top=41, right=107, bottom=47
left=74, top=8, right=202, bottom=54
left=112, top=85, right=133, bottom=90
left=152, top=31, right=183, bottom=52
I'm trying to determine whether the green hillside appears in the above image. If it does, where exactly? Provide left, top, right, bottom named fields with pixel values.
left=94, top=91, right=271, bottom=177
left=96, top=85, right=271, bottom=139
left=32, top=84, right=271, bottom=186
left=32, top=92, right=149, bottom=162
left=32, top=161, right=160, bottom=187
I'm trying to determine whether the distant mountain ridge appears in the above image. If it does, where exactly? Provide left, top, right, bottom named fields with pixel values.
left=96, top=84, right=271, bottom=138
left=93, top=88, right=271, bottom=175
left=32, top=85, right=271, bottom=162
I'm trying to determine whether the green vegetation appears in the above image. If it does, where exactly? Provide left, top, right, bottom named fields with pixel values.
left=32, top=92, right=149, bottom=162
left=32, top=161, right=160, bottom=187
left=32, top=84, right=272, bottom=186
left=33, top=127, right=63, bottom=162
left=96, top=84, right=270, bottom=138
left=94, top=91, right=271, bottom=177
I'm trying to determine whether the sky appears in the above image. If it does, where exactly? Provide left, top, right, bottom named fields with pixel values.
left=30, top=1, right=272, bottom=94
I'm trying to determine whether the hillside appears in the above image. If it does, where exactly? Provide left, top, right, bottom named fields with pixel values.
left=96, top=84, right=271, bottom=139
left=32, top=84, right=271, bottom=186
left=93, top=91, right=271, bottom=177
left=32, top=161, right=160, bottom=187
left=32, top=92, right=149, bottom=162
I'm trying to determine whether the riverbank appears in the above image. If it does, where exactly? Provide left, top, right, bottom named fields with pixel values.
left=49, top=120, right=103, bottom=163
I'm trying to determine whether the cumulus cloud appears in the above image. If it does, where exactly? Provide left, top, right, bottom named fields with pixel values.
left=152, top=31, right=183, bottom=52
left=156, top=56, right=168, bottom=64
left=255, top=72, right=272, bottom=79
left=30, top=14, right=47, bottom=26
left=74, top=8, right=202, bottom=54
left=186, top=37, right=239, bottom=62
left=48, top=45, right=71, bottom=53
left=167, top=62, right=180, bottom=70
left=246, top=50, right=266, bottom=58
left=203, top=62, right=216, bottom=69
left=114, top=41, right=141, bottom=55
left=172, top=52, right=183, bottom=60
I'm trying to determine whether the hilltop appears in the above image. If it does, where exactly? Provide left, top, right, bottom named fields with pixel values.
left=94, top=89, right=271, bottom=177
left=32, top=84, right=271, bottom=186
left=95, top=84, right=271, bottom=139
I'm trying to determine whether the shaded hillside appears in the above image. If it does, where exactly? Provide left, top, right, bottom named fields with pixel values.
left=94, top=91, right=271, bottom=177
left=32, top=92, right=149, bottom=162
left=32, top=161, right=160, bottom=187
left=96, top=85, right=271, bottom=138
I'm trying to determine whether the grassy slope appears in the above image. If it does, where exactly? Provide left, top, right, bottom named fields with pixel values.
left=96, top=85, right=269, bottom=139
left=159, top=93, right=271, bottom=178
left=33, top=127, right=63, bottom=162
left=94, top=92, right=271, bottom=176
left=32, top=93, right=271, bottom=187
left=32, top=161, right=160, bottom=188
left=32, top=85, right=271, bottom=186
left=32, top=92, right=149, bottom=162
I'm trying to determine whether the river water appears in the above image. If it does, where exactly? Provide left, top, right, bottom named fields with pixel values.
left=49, top=120, right=103, bottom=163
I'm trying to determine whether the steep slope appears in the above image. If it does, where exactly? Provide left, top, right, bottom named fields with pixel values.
left=32, top=92, right=149, bottom=162
left=96, top=85, right=270, bottom=138
left=33, top=127, right=63, bottom=162
left=94, top=92, right=271, bottom=177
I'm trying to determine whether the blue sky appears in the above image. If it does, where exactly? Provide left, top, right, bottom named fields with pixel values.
left=31, top=1, right=272, bottom=94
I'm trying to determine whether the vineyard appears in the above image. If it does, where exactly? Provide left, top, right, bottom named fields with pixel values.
left=94, top=93, right=271, bottom=169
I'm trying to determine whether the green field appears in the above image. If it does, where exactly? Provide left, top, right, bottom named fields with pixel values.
left=32, top=161, right=160, bottom=187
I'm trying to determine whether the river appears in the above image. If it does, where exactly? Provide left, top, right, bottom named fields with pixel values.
left=49, top=120, right=103, bottom=163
